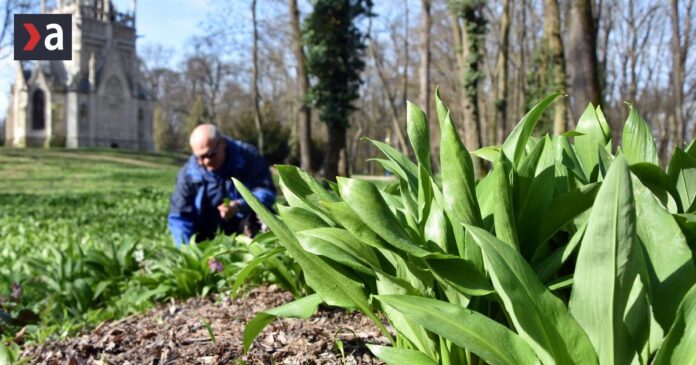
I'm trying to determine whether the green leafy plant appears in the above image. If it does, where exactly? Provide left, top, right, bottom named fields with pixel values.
left=238, top=90, right=696, bottom=364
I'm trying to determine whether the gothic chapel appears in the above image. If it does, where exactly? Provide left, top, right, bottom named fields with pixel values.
left=5, top=0, right=153, bottom=149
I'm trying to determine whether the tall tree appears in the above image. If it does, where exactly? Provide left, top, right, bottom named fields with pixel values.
left=252, top=0, right=264, bottom=154
left=495, top=0, right=511, bottom=143
left=544, top=0, right=567, bottom=135
left=420, top=0, right=432, bottom=123
left=304, top=0, right=373, bottom=181
left=289, top=0, right=312, bottom=171
left=670, top=0, right=693, bottom=148
left=450, top=0, right=486, bottom=177
left=568, top=0, right=602, bottom=118
left=369, top=38, right=409, bottom=155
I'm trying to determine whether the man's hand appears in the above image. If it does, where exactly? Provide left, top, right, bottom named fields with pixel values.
left=218, top=199, right=241, bottom=220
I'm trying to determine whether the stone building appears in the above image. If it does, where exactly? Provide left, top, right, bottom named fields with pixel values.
left=5, top=0, right=154, bottom=150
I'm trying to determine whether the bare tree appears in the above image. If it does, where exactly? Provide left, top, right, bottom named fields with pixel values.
left=419, top=0, right=431, bottom=125
left=252, top=0, right=264, bottom=153
left=544, top=0, right=567, bottom=135
left=0, top=0, right=35, bottom=58
left=369, top=38, right=409, bottom=155
left=670, top=0, right=693, bottom=148
left=450, top=2, right=486, bottom=177
left=495, top=0, right=511, bottom=143
left=289, top=0, right=312, bottom=170
left=568, top=0, right=603, bottom=119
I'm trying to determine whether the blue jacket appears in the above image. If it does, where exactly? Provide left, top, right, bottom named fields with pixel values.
left=168, top=137, right=276, bottom=246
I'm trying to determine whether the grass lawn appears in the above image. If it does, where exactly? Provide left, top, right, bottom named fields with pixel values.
left=0, top=147, right=190, bottom=343
left=0, top=147, right=185, bottom=194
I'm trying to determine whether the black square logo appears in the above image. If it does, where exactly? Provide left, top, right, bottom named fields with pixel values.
left=14, top=14, right=72, bottom=60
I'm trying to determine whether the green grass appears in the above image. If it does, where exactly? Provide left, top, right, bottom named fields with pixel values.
left=0, top=147, right=183, bottom=193
left=0, top=148, right=291, bottom=348
left=0, top=148, right=181, bottom=341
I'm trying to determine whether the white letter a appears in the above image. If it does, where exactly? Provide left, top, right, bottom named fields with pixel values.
left=45, top=23, right=63, bottom=51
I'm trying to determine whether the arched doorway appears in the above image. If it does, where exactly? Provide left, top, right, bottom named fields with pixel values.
left=32, top=89, right=45, bottom=130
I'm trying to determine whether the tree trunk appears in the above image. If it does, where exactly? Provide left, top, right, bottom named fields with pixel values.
left=451, top=13, right=483, bottom=178
left=419, top=0, right=431, bottom=116
left=289, top=0, right=312, bottom=171
left=252, top=0, right=264, bottom=154
left=568, top=0, right=602, bottom=119
left=516, top=0, right=527, bottom=123
left=545, top=0, right=567, bottom=135
left=325, top=125, right=347, bottom=182
left=495, top=0, right=511, bottom=143
left=670, top=0, right=691, bottom=148
left=370, top=39, right=409, bottom=155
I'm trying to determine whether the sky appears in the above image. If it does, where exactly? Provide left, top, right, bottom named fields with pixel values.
left=0, top=0, right=213, bottom=118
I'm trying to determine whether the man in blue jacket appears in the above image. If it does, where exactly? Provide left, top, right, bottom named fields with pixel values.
left=168, top=124, right=276, bottom=246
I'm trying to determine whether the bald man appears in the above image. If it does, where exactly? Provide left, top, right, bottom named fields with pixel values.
left=168, top=124, right=276, bottom=246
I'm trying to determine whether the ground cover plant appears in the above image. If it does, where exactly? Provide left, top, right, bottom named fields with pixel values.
left=238, top=91, right=696, bottom=365
left=0, top=149, right=296, bottom=362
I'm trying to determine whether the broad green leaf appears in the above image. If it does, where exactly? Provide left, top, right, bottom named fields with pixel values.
left=472, top=145, right=502, bottom=163
left=277, top=165, right=338, bottom=203
left=435, top=86, right=449, bottom=132
left=439, top=110, right=483, bottom=267
left=298, top=227, right=382, bottom=271
left=533, top=221, right=587, bottom=282
left=686, top=139, right=696, bottom=160
left=424, top=253, right=493, bottom=296
left=439, top=110, right=482, bottom=227
left=555, top=134, right=587, bottom=186
left=321, top=201, right=393, bottom=252
left=476, top=170, right=497, bottom=231
left=277, top=205, right=330, bottom=232
left=375, top=273, right=438, bottom=358
left=569, top=155, right=639, bottom=365
left=562, top=131, right=585, bottom=137
left=653, top=284, right=696, bottom=365
left=515, top=137, right=556, bottom=258
left=596, top=143, right=614, bottom=181
left=630, top=162, right=681, bottom=212
left=367, top=345, right=438, bottom=365
left=466, top=225, right=598, bottom=365
left=621, top=107, right=658, bottom=165
left=297, top=233, right=375, bottom=277
left=407, top=101, right=431, bottom=172
left=234, top=179, right=394, bottom=343
left=424, top=189, right=458, bottom=255
left=368, top=138, right=419, bottom=194
left=673, top=213, right=696, bottom=245
left=491, top=152, right=518, bottom=249
left=667, top=148, right=696, bottom=213
left=574, top=104, right=611, bottom=180
left=368, top=158, right=403, bottom=181
left=376, top=295, right=539, bottom=365
left=534, top=183, right=599, bottom=247
left=417, top=165, right=433, bottom=229
left=622, top=276, right=650, bottom=364
left=502, top=93, right=562, bottom=166
left=338, top=177, right=431, bottom=258
left=633, top=176, right=696, bottom=330
left=243, top=294, right=322, bottom=352
left=231, top=246, right=284, bottom=296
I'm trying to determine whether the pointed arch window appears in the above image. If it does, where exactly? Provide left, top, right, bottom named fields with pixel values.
left=32, top=89, right=45, bottom=130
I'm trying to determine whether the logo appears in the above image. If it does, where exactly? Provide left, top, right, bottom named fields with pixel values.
left=14, top=14, right=71, bottom=60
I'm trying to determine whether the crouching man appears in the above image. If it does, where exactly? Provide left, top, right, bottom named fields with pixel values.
left=168, top=124, right=275, bottom=246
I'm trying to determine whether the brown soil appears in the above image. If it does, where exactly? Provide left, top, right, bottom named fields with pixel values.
left=21, top=285, right=389, bottom=365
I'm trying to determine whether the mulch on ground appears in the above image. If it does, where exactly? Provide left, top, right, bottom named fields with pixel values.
left=21, top=285, right=389, bottom=364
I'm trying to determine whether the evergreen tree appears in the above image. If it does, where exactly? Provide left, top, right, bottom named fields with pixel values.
left=304, top=0, right=373, bottom=181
